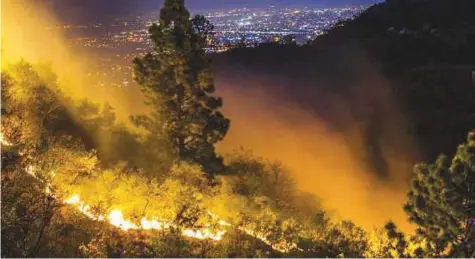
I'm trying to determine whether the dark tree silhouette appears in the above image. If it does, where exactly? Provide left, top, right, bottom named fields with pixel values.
left=133, top=0, right=230, bottom=175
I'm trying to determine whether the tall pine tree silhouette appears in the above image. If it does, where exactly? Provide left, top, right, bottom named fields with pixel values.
left=133, top=0, right=229, bottom=175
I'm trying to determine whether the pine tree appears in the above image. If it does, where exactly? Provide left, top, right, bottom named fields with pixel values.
left=133, top=0, right=230, bottom=175
left=404, top=131, right=475, bottom=257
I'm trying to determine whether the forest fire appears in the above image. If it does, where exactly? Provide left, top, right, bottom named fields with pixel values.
left=3, top=129, right=226, bottom=241
left=64, top=194, right=227, bottom=241
left=64, top=194, right=297, bottom=252
left=2, top=129, right=298, bottom=254
left=64, top=192, right=294, bottom=252
left=64, top=195, right=106, bottom=221
left=64, top=193, right=294, bottom=252
left=2, top=129, right=293, bottom=253
left=63, top=191, right=296, bottom=251
left=3, top=0, right=475, bottom=256
left=63, top=195, right=296, bottom=251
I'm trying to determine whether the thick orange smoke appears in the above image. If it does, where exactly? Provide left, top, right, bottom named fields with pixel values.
left=215, top=66, right=418, bottom=231
left=1, top=0, right=147, bottom=124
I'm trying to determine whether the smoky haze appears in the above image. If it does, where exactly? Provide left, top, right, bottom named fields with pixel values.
left=2, top=0, right=417, bottom=231
left=1, top=0, right=149, bottom=122
left=213, top=50, right=418, bottom=230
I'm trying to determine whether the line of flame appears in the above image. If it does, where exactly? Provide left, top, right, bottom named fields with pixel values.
left=64, top=194, right=227, bottom=241
left=2, top=134, right=295, bottom=252
left=64, top=194, right=296, bottom=251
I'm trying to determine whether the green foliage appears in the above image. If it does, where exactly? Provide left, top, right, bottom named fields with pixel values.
left=1, top=60, right=224, bottom=258
left=133, top=0, right=230, bottom=175
left=404, top=131, right=475, bottom=257
left=1, top=60, right=377, bottom=258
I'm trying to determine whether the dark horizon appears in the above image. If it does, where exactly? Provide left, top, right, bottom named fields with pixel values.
left=44, top=0, right=382, bottom=24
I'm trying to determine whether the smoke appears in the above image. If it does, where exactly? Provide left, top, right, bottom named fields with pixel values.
left=214, top=54, right=418, bottom=231
left=1, top=0, right=148, bottom=124
left=2, top=0, right=418, bottom=231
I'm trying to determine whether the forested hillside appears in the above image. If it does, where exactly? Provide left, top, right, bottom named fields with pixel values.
left=2, top=0, right=475, bottom=257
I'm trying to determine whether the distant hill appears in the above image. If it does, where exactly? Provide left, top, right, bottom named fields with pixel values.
left=315, top=0, right=475, bottom=160
left=316, top=0, right=475, bottom=69
left=213, top=0, right=475, bottom=179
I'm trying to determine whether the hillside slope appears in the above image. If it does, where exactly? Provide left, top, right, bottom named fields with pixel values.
left=214, top=0, right=475, bottom=173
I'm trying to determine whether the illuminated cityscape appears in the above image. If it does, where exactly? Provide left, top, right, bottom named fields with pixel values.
left=47, top=6, right=366, bottom=88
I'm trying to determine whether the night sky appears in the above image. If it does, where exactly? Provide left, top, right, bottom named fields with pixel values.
left=44, top=0, right=382, bottom=23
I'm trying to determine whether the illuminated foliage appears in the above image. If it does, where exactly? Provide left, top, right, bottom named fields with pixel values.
left=298, top=218, right=368, bottom=258
left=66, top=162, right=213, bottom=228
left=363, top=222, right=424, bottom=258
left=2, top=61, right=66, bottom=146
left=210, top=150, right=327, bottom=253
left=404, top=131, right=475, bottom=257
left=1, top=161, right=57, bottom=257
left=80, top=228, right=157, bottom=258
left=1, top=62, right=101, bottom=257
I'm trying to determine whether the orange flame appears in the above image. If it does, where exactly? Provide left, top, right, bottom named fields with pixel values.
left=63, top=194, right=293, bottom=248
left=108, top=210, right=139, bottom=231
left=64, top=194, right=105, bottom=221
left=64, top=194, right=227, bottom=241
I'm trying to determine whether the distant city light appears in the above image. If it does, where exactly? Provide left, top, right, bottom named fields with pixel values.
left=58, top=5, right=367, bottom=89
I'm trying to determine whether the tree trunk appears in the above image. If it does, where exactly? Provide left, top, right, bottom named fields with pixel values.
left=29, top=197, right=55, bottom=257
